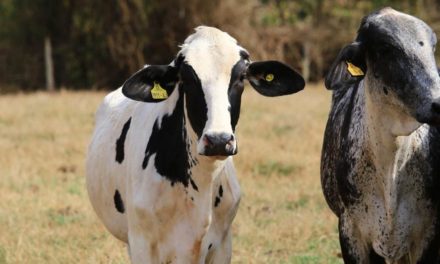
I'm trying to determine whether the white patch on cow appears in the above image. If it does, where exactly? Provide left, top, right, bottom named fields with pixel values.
left=180, top=26, right=242, bottom=153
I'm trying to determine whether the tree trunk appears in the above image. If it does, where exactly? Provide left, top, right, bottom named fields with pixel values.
left=301, top=40, right=311, bottom=83
left=44, top=36, right=55, bottom=91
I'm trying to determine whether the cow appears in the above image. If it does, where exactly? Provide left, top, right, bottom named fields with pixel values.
left=321, top=8, right=440, bottom=264
left=86, top=26, right=305, bottom=264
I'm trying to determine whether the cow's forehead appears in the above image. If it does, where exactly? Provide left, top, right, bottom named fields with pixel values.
left=363, top=8, right=435, bottom=46
left=180, top=26, right=242, bottom=85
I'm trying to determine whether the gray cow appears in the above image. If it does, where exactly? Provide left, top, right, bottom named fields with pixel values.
left=322, top=8, right=440, bottom=263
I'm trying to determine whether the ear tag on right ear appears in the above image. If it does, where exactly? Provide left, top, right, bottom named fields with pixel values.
left=265, top=73, right=274, bottom=82
left=151, top=82, right=168, bottom=100
left=346, top=61, right=364, bottom=77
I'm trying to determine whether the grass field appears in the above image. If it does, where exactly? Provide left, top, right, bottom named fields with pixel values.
left=0, top=83, right=341, bottom=263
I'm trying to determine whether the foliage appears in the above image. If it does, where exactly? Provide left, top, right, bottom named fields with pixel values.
left=0, top=0, right=439, bottom=91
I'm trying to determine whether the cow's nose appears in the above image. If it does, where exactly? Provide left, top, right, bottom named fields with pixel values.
left=202, top=133, right=236, bottom=156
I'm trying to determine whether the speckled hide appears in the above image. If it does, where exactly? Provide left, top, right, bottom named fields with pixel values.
left=321, top=8, right=440, bottom=264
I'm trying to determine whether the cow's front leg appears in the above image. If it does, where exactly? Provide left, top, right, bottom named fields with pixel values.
left=127, top=230, right=158, bottom=264
left=339, top=214, right=370, bottom=264
left=205, top=229, right=232, bottom=264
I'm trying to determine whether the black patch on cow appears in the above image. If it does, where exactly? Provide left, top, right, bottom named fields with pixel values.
left=142, top=88, right=195, bottom=187
left=239, top=50, right=249, bottom=60
left=419, top=41, right=424, bottom=46
left=369, top=249, right=386, bottom=264
left=335, top=84, right=362, bottom=206
left=180, top=63, right=207, bottom=138
left=190, top=178, right=198, bottom=192
left=208, top=243, right=213, bottom=250
left=214, top=196, right=221, bottom=207
left=228, top=58, right=247, bottom=131
left=214, top=185, right=223, bottom=207
left=338, top=219, right=359, bottom=264
left=418, top=126, right=440, bottom=263
left=114, top=189, right=125, bottom=213
left=115, top=117, right=132, bottom=163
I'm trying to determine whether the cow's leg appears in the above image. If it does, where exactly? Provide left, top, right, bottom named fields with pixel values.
left=339, top=215, right=370, bottom=264
left=127, top=231, right=158, bottom=264
left=206, top=229, right=232, bottom=264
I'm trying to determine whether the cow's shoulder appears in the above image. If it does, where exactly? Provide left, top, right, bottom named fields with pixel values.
left=95, top=87, right=139, bottom=125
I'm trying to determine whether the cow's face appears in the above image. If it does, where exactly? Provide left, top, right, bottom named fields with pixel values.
left=122, top=26, right=305, bottom=157
left=326, top=8, right=440, bottom=128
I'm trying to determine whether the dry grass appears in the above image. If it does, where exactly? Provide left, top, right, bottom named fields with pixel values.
left=0, top=83, right=341, bottom=264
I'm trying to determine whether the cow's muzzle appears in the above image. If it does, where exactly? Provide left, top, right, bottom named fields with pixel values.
left=200, top=132, right=237, bottom=156
left=416, top=100, right=440, bottom=126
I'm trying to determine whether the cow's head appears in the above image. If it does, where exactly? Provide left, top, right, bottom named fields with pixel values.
left=122, top=26, right=305, bottom=156
left=326, top=8, right=440, bottom=132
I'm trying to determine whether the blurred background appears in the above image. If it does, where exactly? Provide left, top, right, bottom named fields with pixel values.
left=1, top=0, right=440, bottom=93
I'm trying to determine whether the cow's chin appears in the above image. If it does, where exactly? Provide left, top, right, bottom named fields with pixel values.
left=198, top=150, right=237, bottom=159
left=208, top=155, right=230, bottom=161
left=197, top=148, right=237, bottom=160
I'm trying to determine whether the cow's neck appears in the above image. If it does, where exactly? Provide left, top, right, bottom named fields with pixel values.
left=361, top=78, right=422, bottom=210
left=363, top=77, right=421, bottom=163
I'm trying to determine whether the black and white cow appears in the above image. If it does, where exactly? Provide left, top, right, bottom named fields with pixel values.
left=86, top=26, right=304, bottom=263
left=321, top=8, right=440, bottom=263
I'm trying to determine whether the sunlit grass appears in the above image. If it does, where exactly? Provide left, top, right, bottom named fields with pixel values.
left=0, top=84, right=341, bottom=263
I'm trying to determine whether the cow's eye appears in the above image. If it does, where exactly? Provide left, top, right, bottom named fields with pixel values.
left=378, top=43, right=393, bottom=53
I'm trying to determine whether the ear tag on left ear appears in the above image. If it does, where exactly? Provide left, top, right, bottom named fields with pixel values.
left=346, top=61, right=364, bottom=77
left=265, top=73, right=274, bottom=82
left=151, top=82, right=168, bottom=100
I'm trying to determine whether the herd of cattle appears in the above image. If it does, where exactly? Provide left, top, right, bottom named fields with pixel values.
left=85, top=7, right=440, bottom=264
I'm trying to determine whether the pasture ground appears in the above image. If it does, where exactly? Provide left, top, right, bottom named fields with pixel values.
left=0, top=83, right=341, bottom=263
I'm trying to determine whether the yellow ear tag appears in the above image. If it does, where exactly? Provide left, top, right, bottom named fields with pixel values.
left=150, top=82, right=168, bottom=100
left=346, top=61, right=364, bottom=77
left=265, top=73, right=274, bottom=82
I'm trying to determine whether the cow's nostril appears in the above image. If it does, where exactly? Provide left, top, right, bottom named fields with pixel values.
left=203, top=135, right=214, bottom=147
left=432, top=102, right=440, bottom=114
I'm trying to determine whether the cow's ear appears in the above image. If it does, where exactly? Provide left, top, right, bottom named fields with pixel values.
left=122, top=65, right=179, bottom=102
left=325, top=42, right=366, bottom=90
left=246, top=61, right=305, bottom=97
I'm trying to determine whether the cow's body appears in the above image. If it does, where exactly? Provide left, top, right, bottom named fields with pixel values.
left=86, top=26, right=304, bottom=263
left=322, top=8, right=440, bottom=263
left=87, top=87, right=240, bottom=263
left=322, top=82, right=440, bottom=263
